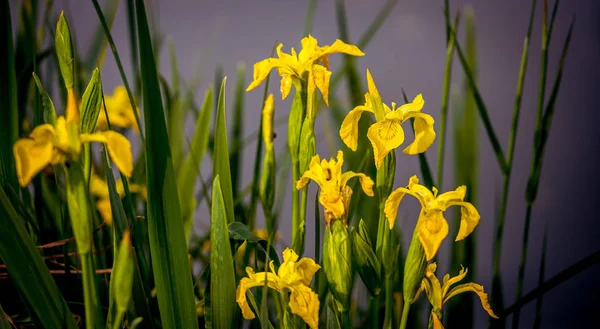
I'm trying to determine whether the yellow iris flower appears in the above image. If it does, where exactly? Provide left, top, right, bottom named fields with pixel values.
left=13, top=116, right=133, bottom=187
left=296, top=150, right=374, bottom=222
left=246, top=35, right=364, bottom=105
left=96, top=86, right=140, bottom=131
left=89, top=173, right=146, bottom=225
left=384, top=175, right=480, bottom=260
left=339, top=70, right=436, bottom=169
left=414, top=262, right=498, bottom=329
left=237, top=248, right=321, bottom=329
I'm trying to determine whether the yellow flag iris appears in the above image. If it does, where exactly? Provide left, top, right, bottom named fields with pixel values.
left=89, top=173, right=146, bottom=225
left=414, top=262, right=498, bottom=329
left=339, top=70, right=435, bottom=169
left=296, top=150, right=374, bottom=222
left=96, top=86, right=140, bottom=131
left=384, top=175, right=480, bottom=260
left=246, top=35, right=364, bottom=105
left=13, top=116, right=133, bottom=187
left=237, top=248, right=321, bottom=329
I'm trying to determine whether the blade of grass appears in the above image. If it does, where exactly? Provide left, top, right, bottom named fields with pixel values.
left=436, top=12, right=460, bottom=190
left=513, top=12, right=572, bottom=329
left=85, top=0, right=119, bottom=70
left=532, top=224, right=548, bottom=329
left=210, top=176, right=237, bottom=329
left=125, top=0, right=140, bottom=95
left=502, top=249, right=599, bottom=317
left=0, top=0, right=19, bottom=194
left=447, top=8, right=477, bottom=329
left=213, top=77, right=235, bottom=223
left=447, top=23, right=508, bottom=174
left=135, top=1, right=198, bottom=328
left=247, top=41, right=277, bottom=230
left=0, top=187, right=79, bottom=329
left=302, top=0, right=317, bottom=37
left=489, top=1, right=538, bottom=325
left=90, top=0, right=145, bottom=142
left=230, top=63, right=246, bottom=203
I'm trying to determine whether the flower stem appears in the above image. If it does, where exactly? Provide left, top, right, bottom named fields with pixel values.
left=80, top=252, right=99, bottom=329
left=291, top=160, right=300, bottom=252
left=399, top=302, right=410, bottom=329
left=370, top=296, right=380, bottom=328
left=383, top=277, right=394, bottom=329
left=341, top=310, right=351, bottom=329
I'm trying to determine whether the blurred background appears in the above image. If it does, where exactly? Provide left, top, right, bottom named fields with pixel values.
left=9, top=0, right=600, bottom=328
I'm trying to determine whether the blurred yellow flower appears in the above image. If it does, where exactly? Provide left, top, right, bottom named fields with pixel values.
left=13, top=116, right=133, bottom=187
left=339, top=70, right=435, bottom=169
left=296, top=150, right=374, bottom=221
left=89, top=173, right=146, bottom=225
left=414, top=262, right=498, bottom=329
left=384, top=175, right=480, bottom=260
left=97, top=86, right=140, bottom=131
left=246, top=35, right=364, bottom=105
left=237, top=248, right=320, bottom=329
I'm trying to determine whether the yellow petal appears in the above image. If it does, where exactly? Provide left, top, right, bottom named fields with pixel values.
left=294, top=258, right=321, bottom=286
left=298, top=35, right=319, bottom=63
left=441, top=265, right=468, bottom=298
left=296, top=154, right=324, bottom=190
left=89, top=173, right=110, bottom=198
left=366, top=119, right=405, bottom=169
left=82, top=131, right=134, bottom=177
left=455, top=202, right=481, bottom=241
left=444, top=283, right=499, bottom=319
left=384, top=187, right=411, bottom=229
left=424, top=262, right=443, bottom=309
left=236, top=269, right=281, bottom=320
left=406, top=175, right=435, bottom=206
left=280, top=75, right=293, bottom=100
left=319, top=191, right=345, bottom=219
left=402, top=112, right=436, bottom=155
left=247, top=53, right=299, bottom=92
left=323, top=39, right=365, bottom=57
left=288, top=285, right=320, bottom=329
left=416, top=211, right=449, bottom=261
left=432, top=312, right=444, bottom=329
left=341, top=172, right=374, bottom=197
left=339, top=105, right=374, bottom=151
left=65, top=88, right=79, bottom=123
left=435, top=186, right=466, bottom=210
left=312, top=64, right=332, bottom=106
left=53, top=116, right=70, bottom=152
left=96, top=198, right=113, bottom=225
left=397, top=94, right=425, bottom=115
left=13, top=136, right=54, bottom=187
left=282, top=248, right=300, bottom=263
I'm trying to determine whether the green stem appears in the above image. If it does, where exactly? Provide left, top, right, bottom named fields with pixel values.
left=383, top=277, right=393, bottom=329
left=399, top=302, right=410, bottom=329
left=370, top=296, right=380, bottom=328
left=291, top=160, right=300, bottom=250
left=341, top=310, right=351, bottom=329
left=298, top=187, right=308, bottom=256
left=512, top=204, right=533, bottom=327
left=81, top=252, right=99, bottom=329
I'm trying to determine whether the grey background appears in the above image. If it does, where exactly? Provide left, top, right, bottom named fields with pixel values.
left=10, top=0, right=600, bottom=328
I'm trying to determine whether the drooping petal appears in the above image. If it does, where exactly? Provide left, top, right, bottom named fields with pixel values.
left=341, top=172, right=374, bottom=197
left=312, top=64, right=332, bottom=106
left=96, top=198, right=113, bottom=225
left=402, top=112, right=436, bottom=155
left=89, top=173, right=110, bottom=198
left=296, top=155, right=324, bottom=190
left=294, top=258, right=321, bottom=286
left=397, top=93, right=425, bottom=115
left=416, top=211, right=449, bottom=261
left=455, top=202, right=481, bottom=241
left=384, top=187, right=412, bottom=229
left=443, top=282, right=498, bottom=319
left=319, top=191, right=345, bottom=219
left=288, top=285, right=320, bottom=329
left=103, top=131, right=133, bottom=177
left=435, top=185, right=466, bottom=210
left=13, top=131, right=55, bottom=187
left=247, top=50, right=300, bottom=92
left=339, top=105, right=374, bottom=151
left=441, top=265, right=468, bottom=298
left=366, top=119, right=405, bottom=169
left=406, top=175, right=435, bottom=206
left=236, top=268, right=281, bottom=320
left=424, top=262, right=443, bottom=309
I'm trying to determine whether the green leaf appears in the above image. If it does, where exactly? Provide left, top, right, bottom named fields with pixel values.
left=32, top=72, right=57, bottom=125
left=213, top=78, right=235, bottom=223
left=210, top=176, right=237, bottom=329
left=85, top=0, right=119, bottom=70
left=135, top=1, right=198, bottom=328
left=228, top=221, right=261, bottom=243
left=55, top=11, right=74, bottom=88
left=230, top=63, right=246, bottom=201
left=0, top=187, right=79, bottom=329
left=0, top=0, right=18, bottom=193
left=80, top=68, right=104, bottom=134
left=0, top=304, right=10, bottom=329
left=178, top=87, right=213, bottom=238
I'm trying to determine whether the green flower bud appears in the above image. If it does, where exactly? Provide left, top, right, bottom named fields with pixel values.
left=323, top=219, right=353, bottom=312
left=65, top=164, right=92, bottom=254
left=113, top=231, right=134, bottom=313
left=80, top=68, right=103, bottom=134
left=403, top=226, right=428, bottom=304
left=56, top=12, right=74, bottom=89
left=287, top=85, right=304, bottom=161
left=298, top=118, right=316, bottom=175
left=351, top=219, right=381, bottom=296
left=260, top=95, right=276, bottom=214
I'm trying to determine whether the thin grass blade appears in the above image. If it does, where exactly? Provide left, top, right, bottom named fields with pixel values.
left=135, top=1, right=198, bottom=328
left=230, top=63, right=245, bottom=203
left=0, top=187, right=78, bottom=329
left=213, top=78, right=235, bottom=223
